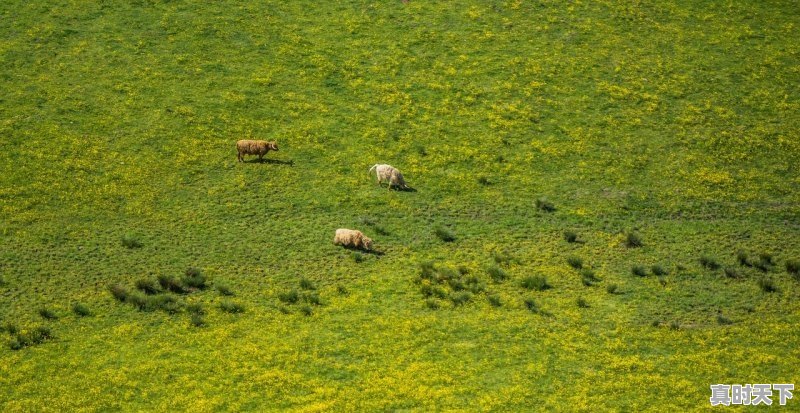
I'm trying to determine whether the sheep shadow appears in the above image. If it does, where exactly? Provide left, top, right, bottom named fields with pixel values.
left=339, top=245, right=385, bottom=256
left=244, top=158, right=295, bottom=166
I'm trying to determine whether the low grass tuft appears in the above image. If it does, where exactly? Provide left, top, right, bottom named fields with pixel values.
left=651, top=265, right=668, bottom=276
left=449, top=291, right=473, bottom=306
left=278, top=289, right=300, bottom=304
left=121, top=234, right=143, bottom=249
left=487, top=294, right=502, bottom=307
left=299, top=277, right=316, bottom=290
left=216, top=283, right=234, bottom=296
left=135, top=278, right=161, bottom=295
left=625, top=231, right=643, bottom=248
left=487, top=265, right=508, bottom=283
left=757, top=277, right=778, bottom=293
left=182, top=267, right=208, bottom=290
left=632, top=265, right=648, bottom=277
left=157, top=275, right=186, bottom=294
left=577, top=297, right=590, bottom=308
left=699, top=256, right=721, bottom=271
left=38, top=307, right=58, bottom=320
left=219, top=300, right=245, bottom=314
left=535, top=198, right=556, bottom=212
left=606, top=283, right=619, bottom=294
left=109, top=284, right=130, bottom=302
left=564, top=230, right=580, bottom=243
left=566, top=256, right=583, bottom=270
left=434, top=226, right=456, bottom=242
left=72, top=302, right=92, bottom=317
left=521, top=275, right=551, bottom=291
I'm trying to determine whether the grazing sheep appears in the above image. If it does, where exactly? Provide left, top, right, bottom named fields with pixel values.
left=368, top=164, right=408, bottom=190
left=236, top=140, right=278, bottom=162
left=333, top=229, right=373, bottom=251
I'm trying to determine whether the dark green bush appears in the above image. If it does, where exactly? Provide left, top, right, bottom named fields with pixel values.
left=186, top=303, right=205, bottom=315
left=109, top=284, right=129, bottom=302
left=723, top=267, right=741, bottom=279
left=487, top=294, right=502, bottom=307
left=299, top=277, right=316, bottom=290
left=219, top=300, right=245, bottom=314
left=632, top=265, right=648, bottom=277
left=278, top=289, right=300, bottom=304
left=699, top=256, right=721, bottom=271
left=566, top=256, right=583, bottom=270
left=216, top=283, right=234, bottom=296
left=651, top=265, right=668, bottom=276
left=737, top=250, right=753, bottom=267
left=135, top=278, right=161, bottom=295
left=523, top=297, right=539, bottom=313
left=190, top=313, right=206, bottom=327
left=38, top=307, right=58, bottom=320
left=434, top=226, right=456, bottom=242
left=580, top=268, right=599, bottom=282
left=121, top=234, right=143, bottom=249
left=299, top=305, right=313, bottom=316
left=535, top=198, right=556, bottom=212
left=157, top=274, right=186, bottom=294
left=755, top=253, right=774, bottom=272
left=716, top=314, right=733, bottom=325
left=182, top=267, right=208, bottom=290
left=606, top=283, right=619, bottom=294
left=564, top=230, right=579, bottom=243
left=72, top=302, right=92, bottom=317
left=448, top=278, right=466, bottom=291
left=786, top=259, right=800, bottom=276
left=577, top=297, right=589, bottom=308
left=521, top=275, right=551, bottom=291
left=487, top=265, right=508, bottom=282
left=449, top=291, right=473, bottom=306
left=303, top=292, right=322, bottom=306
left=625, top=231, right=643, bottom=248
left=758, top=277, right=778, bottom=293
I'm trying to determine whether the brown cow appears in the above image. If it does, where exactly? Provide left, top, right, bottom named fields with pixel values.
left=236, top=140, right=278, bottom=162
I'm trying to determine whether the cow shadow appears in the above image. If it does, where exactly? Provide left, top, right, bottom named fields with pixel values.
left=244, top=158, right=295, bottom=166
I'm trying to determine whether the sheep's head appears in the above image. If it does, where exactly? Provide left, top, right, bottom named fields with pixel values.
left=362, top=237, right=373, bottom=250
left=270, top=141, right=279, bottom=151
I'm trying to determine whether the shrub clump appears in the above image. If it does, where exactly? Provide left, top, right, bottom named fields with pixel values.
left=299, top=277, right=316, bottom=290
left=564, top=230, right=581, bottom=243
left=216, top=283, right=234, bottom=296
left=758, top=277, right=778, bottom=293
left=755, top=253, right=774, bottom=272
left=278, top=289, right=300, bottom=304
left=651, top=265, right=668, bottom=276
left=487, top=294, right=502, bottom=307
left=299, top=305, right=313, bottom=316
left=157, top=274, right=186, bottom=294
left=737, top=250, right=753, bottom=267
left=449, top=291, right=473, bottom=306
left=566, top=256, right=583, bottom=270
left=219, top=300, right=245, bottom=314
left=38, top=307, right=58, bottom=320
left=521, top=275, right=551, bottom=291
left=182, top=267, right=208, bottom=290
left=352, top=251, right=365, bottom=263
left=425, top=298, right=440, bottom=310
left=580, top=269, right=600, bottom=284
left=723, top=267, right=741, bottom=279
left=576, top=297, right=590, bottom=308
left=631, top=265, right=648, bottom=277
left=121, top=234, right=143, bottom=249
left=109, top=284, right=130, bottom=302
left=135, top=278, right=161, bottom=295
left=72, top=303, right=92, bottom=317
left=606, top=283, right=619, bottom=294
left=434, top=226, right=456, bottom=242
left=786, top=259, right=800, bottom=275
left=625, top=231, right=643, bottom=248
left=535, top=198, right=556, bottom=212
left=699, top=256, right=721, bottom=271
left=487, top=265, right=508, bottom=283
left=190, top=313, right=206, bottom=327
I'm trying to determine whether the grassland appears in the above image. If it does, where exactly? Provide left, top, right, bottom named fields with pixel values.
left=1, top=0, right=799, bottom=411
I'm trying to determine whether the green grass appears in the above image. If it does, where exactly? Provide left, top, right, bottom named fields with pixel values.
left=1, top=0, right=799, bottom=410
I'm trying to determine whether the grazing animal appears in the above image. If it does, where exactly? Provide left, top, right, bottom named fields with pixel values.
left=333, top=228, right=373, bottom=251
left=236, top=140, right=278, bottom=162
left=368, top=164, right=408, bottom=190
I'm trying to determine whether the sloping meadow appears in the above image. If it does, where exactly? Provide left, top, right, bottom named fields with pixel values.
left=1, top=0, right=798, bottom=410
